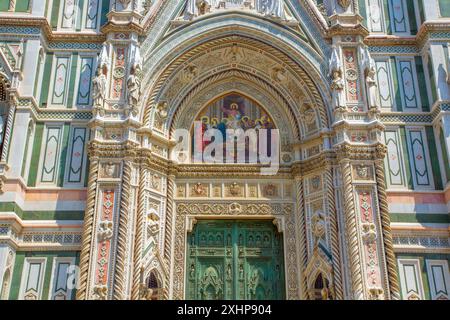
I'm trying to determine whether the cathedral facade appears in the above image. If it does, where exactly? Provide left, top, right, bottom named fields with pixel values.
left=0, top=0, right=449, bottom=300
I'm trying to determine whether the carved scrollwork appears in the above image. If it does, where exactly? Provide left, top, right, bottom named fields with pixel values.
left=92, top=285, right=108, bottom=300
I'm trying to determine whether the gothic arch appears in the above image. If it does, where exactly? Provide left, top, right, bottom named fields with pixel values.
left=167, top=72, right=301, bottom=140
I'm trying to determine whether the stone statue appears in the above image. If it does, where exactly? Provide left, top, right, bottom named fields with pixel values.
left=366, top=67, right=380, bottom=111
left=127, top=66, right=141, bottom=109
left=329, top=46, right=345, bottom=109
left=126, top=46, right=142, bottom=116
left=92, top=67, right=107, bottom=114
left=361, top=46, right=380, bottom=111
left=311, top=211, right=326, bottom=246
left=331, top=70, right=345, bottom=109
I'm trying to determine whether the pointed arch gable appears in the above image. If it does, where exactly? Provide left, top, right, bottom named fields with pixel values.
left=141, top=0, right=330, bottom=57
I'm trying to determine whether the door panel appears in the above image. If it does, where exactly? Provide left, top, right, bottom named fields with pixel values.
left=186, top=220, right=285, bottom=300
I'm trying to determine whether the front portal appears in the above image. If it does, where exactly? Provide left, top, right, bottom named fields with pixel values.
left=186, top=220, right=285, bottom=300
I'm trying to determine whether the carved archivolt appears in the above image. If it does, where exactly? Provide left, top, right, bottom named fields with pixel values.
left=142, top=36, right=330, bottom=134
left=168, top=71, right=300, bottom=141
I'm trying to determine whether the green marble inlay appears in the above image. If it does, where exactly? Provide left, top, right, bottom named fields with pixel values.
left=358, top=0, right=367, bottom=27
left=0, top=202, right=84, bottom=220
left=427, top=56, right=438, bottom=103
left=399, top=126, right=413, bottom=189
left=407, top=0, right=418, bottom=35
left=50, top=0, right=61, bottom=29
left=14, top=0, right=30, bottom=12
left=395, top=253, right=450, bottom=300
left=66, top=54, right=78, bottom=108
left=0, top=1, right=10, bottom=11
left=390, top=213, right=450, bottom=224
left=40, top=54, right=53, bottom=107
left=100, top=0, right=110, bottom=26
left=57, top=123, right=71, bottom=187
left=27, top=123, right=44, bottom=187
left=415, top=56, right=430, bottom=112
left=439, top=127, right=450, bottom=183
left=425, top=126, right=443, bottom=190
left=384, top=0, right=392, bottom=35
left=439, top=0, right=450, bottom=17
left=391, top=57, right=403, bottom=111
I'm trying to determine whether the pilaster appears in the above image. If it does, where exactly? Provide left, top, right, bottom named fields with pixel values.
left=293, top=167, right=308, bottom=299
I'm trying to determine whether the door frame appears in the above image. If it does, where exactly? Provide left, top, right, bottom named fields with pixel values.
left=169, top=201, right=300, bottom=300
left=185, top=218, right=287, bottom=300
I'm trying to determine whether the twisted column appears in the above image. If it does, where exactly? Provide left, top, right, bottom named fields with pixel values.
left=163, top=175, right=175, bottom=263
left=1, top=100, right=16, bottom=162
left=131, top=166, right=147, bottom=300
left=341, top=161, right=364, bottom=299
left=163, top=175, right=175, bottom=297
left=295, top=176, right=308, bottom=299
left=374, top=160, right=401, bottom=300
left=113, top=161, right=132, bottom=300
left=324, top=167, right=344, bottom=299
left=8, top=0, right=15, bottom=11
left=76, top=159, right=99, bottom=300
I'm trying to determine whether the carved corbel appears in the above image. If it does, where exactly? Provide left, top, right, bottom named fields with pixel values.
left=186, top=216, right=197, bottom=233
left=272, top=217, right=285, bottom=233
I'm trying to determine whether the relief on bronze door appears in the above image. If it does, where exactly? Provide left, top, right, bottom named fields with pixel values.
left=186, top=220, right=285, bottom=300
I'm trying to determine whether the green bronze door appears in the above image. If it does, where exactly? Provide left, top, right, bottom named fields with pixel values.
left=186, top=220, right=285, bottom=300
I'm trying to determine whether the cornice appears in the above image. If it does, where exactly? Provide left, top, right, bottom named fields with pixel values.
left=291, top=150, right=337, bottom=176
left=334, top=142, right=387, bottom=161
left=170, top=164, right=293, bottom=179
left=88, top=140, right=140, bottom=158
left=365, top=21, right=450, bottom=48
left=328, top=23, right=369, bottom=38
left=364, top=35, right=417, bottom=47
left=416, top=20, right=450, bottom=45
left=101, top=21, right=145, bottom=36
left=0, top=16, right=106, bottom=43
